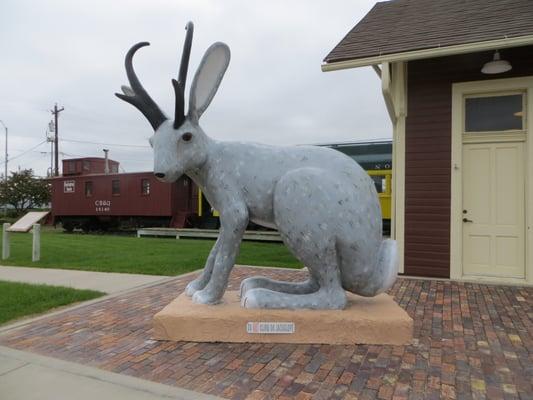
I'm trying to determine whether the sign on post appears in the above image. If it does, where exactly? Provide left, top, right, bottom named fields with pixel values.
left=2, top=223, right=10, bottom=260
left=3, top=211, right=49, bottom=261
left=32, top=224, right=40, bottom=262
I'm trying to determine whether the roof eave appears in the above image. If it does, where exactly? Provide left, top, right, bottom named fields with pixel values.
left=322, top=34, right=533, bottom=72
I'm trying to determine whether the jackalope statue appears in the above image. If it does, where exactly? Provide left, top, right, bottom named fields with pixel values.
left=116, top=22, right=398, bottom=310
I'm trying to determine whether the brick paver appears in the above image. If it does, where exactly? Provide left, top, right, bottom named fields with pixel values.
left=0, top=267, right=531, bottom=399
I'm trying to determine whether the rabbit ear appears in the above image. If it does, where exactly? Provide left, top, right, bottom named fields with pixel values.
left=189, top=42, right=230, bottom=121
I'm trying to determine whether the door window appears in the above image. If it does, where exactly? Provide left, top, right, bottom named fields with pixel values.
left=464, top=93, right=524, bottom=132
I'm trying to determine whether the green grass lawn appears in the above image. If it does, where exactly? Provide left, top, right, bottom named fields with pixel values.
left=0, top=228, right=301, bottom=275
left=0, top=280, right=104, bottom=325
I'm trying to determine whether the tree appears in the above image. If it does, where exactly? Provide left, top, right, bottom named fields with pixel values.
left=0, top=169, right=51, bottom=214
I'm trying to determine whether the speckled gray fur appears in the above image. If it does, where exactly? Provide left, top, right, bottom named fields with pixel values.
left=118, top=28, right=398, bottom=310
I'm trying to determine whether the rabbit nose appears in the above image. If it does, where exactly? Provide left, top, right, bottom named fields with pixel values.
left=154, top=172, right=166, bottom=179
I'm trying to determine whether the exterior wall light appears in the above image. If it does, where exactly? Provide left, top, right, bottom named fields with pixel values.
left=481, top=50, right=512, bottom=74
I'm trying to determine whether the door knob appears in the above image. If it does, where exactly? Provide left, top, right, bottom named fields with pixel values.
left=463, top=218, right=473, bottom=223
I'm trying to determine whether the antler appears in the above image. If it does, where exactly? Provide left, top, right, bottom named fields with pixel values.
left=115, top=42, right=167, bottom=130
left=172, top=21, right=194, bottom=128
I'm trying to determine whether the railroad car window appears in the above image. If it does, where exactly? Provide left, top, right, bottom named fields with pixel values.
left=85, top=181, right=93, bottom=197
left=112, top=180, right=120, bottom=195
left=141, top=179, right=150, bottom=195
left=83, top=160, right=90, bottom=171
left=465, top=94, right=524, bottom=132
left=68, top=161, right=76, bottom=173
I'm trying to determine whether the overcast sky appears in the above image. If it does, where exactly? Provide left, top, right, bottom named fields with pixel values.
left=0, top=0, right=390, bottom=177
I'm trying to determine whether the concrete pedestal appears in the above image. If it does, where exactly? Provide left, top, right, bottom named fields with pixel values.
left=153, top=291, right=413, bottom=345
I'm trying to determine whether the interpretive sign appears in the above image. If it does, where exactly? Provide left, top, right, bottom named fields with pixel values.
left=8, top=211, right=49, bottom=233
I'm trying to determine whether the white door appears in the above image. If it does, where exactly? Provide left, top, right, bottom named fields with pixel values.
left=452, top=78, right=533, bottom=284
left=462, top=140, right=526, bottom=278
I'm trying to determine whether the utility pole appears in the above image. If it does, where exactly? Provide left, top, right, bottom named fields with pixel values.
left=0, top=120, right=7, bottom=182
left=0, top=120, right=7, bottom=216
left=51, top=103, right=64, bottom=176
left=47, top=121, right=55, bottom=177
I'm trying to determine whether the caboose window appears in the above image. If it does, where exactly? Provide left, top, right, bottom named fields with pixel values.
left=83, top=160, right=90, bottom=172
left=112, top=180, right=120, bottom=195
left=141, top=179, right=150, bottom=195
left=85, top=181, right=93, bottom=197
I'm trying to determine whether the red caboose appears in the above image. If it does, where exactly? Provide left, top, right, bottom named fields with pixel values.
left=50, top=157, right=198, bottom=232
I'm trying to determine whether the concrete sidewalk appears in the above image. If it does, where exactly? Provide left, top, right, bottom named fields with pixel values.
left=0, top=267, right=216, bottom=399
left=0, top=346, right=220, bottom=400
left=0, top=265, right=170, bottom=293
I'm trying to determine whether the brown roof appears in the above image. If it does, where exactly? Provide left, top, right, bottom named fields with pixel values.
left=324, top=0, right=533, bottom=64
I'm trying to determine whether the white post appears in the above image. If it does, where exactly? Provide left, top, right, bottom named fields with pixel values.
left=32, top=224, right=40, bottom=262
left=2, top=223, right=10, bottom=260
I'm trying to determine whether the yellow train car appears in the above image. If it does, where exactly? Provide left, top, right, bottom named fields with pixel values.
left=196, top=190, right=220, bottom=229
left=368, top=169, right=392, bottom=227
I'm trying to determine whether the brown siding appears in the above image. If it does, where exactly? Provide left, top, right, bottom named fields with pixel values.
left=405, top=45, right=533, bottom=278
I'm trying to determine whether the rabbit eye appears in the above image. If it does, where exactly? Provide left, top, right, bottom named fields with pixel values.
left=182, top=132, right=193, bottom=142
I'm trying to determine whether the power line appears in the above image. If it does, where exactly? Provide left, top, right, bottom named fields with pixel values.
left=59, top=151, right=151, bottom=162
left=61, top=138, right=150, bottom=148
left=60, top=151, right=93, bottom=158
left=0, top=140, right=47, bottom=163
left=0, top=139, right=152, bottom=175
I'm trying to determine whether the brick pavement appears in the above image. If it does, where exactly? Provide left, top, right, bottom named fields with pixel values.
left=0, top=266, right=531, bottom=400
